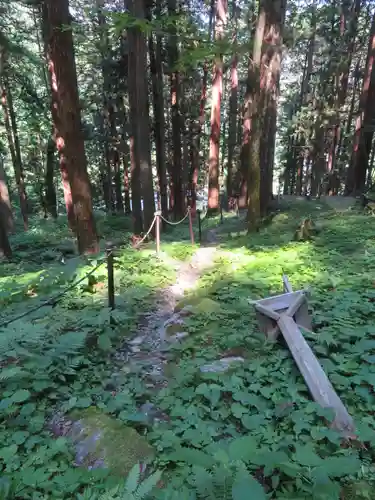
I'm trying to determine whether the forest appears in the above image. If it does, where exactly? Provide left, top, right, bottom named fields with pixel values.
left=1, top=0, right=374, bottom=255
left=2, top=0, right=375, bottom=499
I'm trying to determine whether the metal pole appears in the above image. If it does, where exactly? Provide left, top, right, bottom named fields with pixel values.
left=155, top=211, right=161, bottom=254
left=197, top=209, right=202, bottom=243
left=188, top=207, right=194, bottom=245
left=106, top=244, right=115, bottom=310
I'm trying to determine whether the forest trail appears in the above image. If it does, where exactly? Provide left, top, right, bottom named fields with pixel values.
left=113, top=230, right=219, bottom=388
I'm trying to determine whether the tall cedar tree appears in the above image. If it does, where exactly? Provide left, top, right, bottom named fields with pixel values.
left=127, top=0, right=154, bottom=234
left=0, top=49, right=28, bottom=229
left=168, top=0, right=184, bottom=219
left=327, top=0, right=361, bottom=176
left=226, top=0, right=238, bottom=204
left=96, top=0, right=114, bottom=212
left=245, top=4, right=266, bottom=227
left=0, top=156, right=12, bottom=257
left=41, top=5, right=76, bottom=227
left=44, top=0, right=99, bottom=253
left=259, top=0, right=286, bottom=214
left=149, top=0, right=168, bottom=220
left=346, top=11, right=375, bottom=195
left=208, top=0, right=227, bottom=213
left=33, top=6, right=58, bottom=218
left=191, top=0, right=215, bottom=214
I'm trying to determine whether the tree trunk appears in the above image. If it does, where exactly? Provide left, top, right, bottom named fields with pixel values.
left=208, top=0, right=228, bottom=214
left=127, top=0, right=154, bottom=233
left=44, top=135, right=58, bottom=218
left=0, top=205, right=12, bottom=259
left=328, top=0, right=361, bottom=174
left=192, top=0, right=215, bottom=213
left=149, top=2, right=168, bottom=220
left=346, top=12, right=375, bottom=195
left=259, top=0, right=286, bottom=214
left=0, top=158, right=13, bottom=233
left=0, top=49, right=28, bottom=230
left=44, top=0, right=98, bottom=253
left=246, top=7, right=266, bottom=228
left=226, top=0, right=238, bottom=204
left=168, top=0, right=183, bottom=219
left=41, top=2, right=76, bottom=229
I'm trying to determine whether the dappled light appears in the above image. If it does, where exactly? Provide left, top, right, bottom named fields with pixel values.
left=2, top=0, right=375, bottom=497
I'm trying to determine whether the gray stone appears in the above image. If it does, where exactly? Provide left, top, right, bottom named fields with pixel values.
left=200, top=357, right=245, bottom=373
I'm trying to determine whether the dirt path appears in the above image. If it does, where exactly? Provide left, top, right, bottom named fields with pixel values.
left=112, top=240, right=218, bottom=388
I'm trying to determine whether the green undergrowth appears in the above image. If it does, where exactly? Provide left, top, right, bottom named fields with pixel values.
left=152, top=201, right=375, bottom=499
left=2, top=202, right=375, bottom=499
left=0, top=215, right=184, bottom=499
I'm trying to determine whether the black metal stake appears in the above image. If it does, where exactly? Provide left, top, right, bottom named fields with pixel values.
left=106, top=245, right=115, bottom=311
left=197, top=209, right=202, bottom=243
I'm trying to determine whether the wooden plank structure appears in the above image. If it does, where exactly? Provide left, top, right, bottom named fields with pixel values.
left=253, top=276, right=355, bottom=436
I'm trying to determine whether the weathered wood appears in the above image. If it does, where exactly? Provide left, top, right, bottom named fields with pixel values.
left=257, top=291, right=304, bottom=311
left=286, top=293, right=306, bottom=318
left=277, top=314, right=355, bottom=435
left=283, top=274, right=293, bottom=293
left=255, top=303, right=281, bottom=321
left=255, top=311, right=279, bottom=340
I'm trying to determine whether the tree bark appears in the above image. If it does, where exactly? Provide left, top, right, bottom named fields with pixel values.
left=44, top=135, right=58, bottom=218
left=0, top=158, right=13, bottom=233
left=328, top=0, right=361, bottom=174
left=259, top=0, right=286, bottom=214
left=226, top=0, right=238, bottom=203
left=127, top=0, right=154, bottom=233
left=168, top=0, right=183, bottom=219
left=41, top=2, right=76, bottom=229
left=149, top=1, right=168, bottom=220
left=0, top=49, right=28, bottom=230
left=0, top=202, right=12, bottom=259
left=208, top=0, right=228, bottom=214
left=191, top=0, right=215, bottom=214
left=346, top=12, right=375, bottom=195
left=246, top=6, right=266, bottom=228
left=44, top=0, right=98, bottom=253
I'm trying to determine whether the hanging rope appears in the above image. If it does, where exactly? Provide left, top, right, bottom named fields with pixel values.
left=133, top=216, right=157, bottom=248
left=160, top=207, right=190, bottom=226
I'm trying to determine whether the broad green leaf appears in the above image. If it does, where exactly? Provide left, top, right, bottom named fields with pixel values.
left=98, top=334, right=112, bottom=351
left=293, top=444, right=323, bottom=467
left=228, top=436, right=258, bottom=462
left=232, top=471, right=266, bottom=500
left=11, top=389, right=31, bottom=403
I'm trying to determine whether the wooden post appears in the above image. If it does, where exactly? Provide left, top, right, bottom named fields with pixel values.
left=106, top=244, right=115, bottom=310
left=155, top=211, right=161, bottom=254
left=188, top=207, right=194, bottom=245
left=197, top=209, right=202, bottom=243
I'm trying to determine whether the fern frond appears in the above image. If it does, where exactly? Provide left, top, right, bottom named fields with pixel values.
left=134, top=470, right=162, bottom=500
left=125, top=464, right=141, bottom=495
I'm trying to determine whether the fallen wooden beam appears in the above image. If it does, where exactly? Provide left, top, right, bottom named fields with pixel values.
left=253, top=276, right=355, bottom=436
left=277, top=314, right=354, bottom=435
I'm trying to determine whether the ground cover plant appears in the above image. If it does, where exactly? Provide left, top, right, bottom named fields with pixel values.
left=1, top=201, right=375, bottom=499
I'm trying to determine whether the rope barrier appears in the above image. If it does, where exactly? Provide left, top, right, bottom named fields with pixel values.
left=134, top=216, right=157, bottom=248
left=160, top=208, right=190, bottom=226
left=0, top=207, right=196, bottom=329
left=0, top=254, right=109, bottom=330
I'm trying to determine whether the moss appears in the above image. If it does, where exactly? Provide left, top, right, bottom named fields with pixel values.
left=174, top=297, right=222, bottom=315
left=69, top=407, right=154, bottom=475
